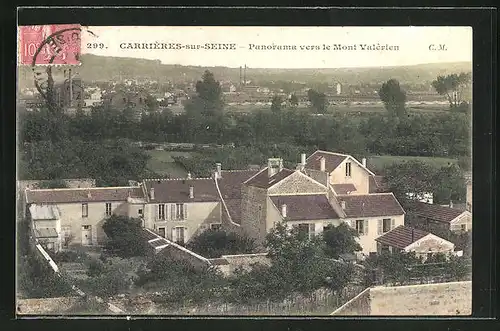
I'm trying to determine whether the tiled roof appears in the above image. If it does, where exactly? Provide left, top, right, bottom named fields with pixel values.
left=375, top=225, right=430, bottom=249
left=270, top=194, right=339, bottom=221
left=217, top=170, right=259, bottom=199
left=407, top=201, right=467, bottom=223
left=224, top=199, right=242, bottom=223
left=338, top=193, right=405, bottom=218
left=144, top=178, right=218, bottom=203
left=369, top=175, right=388, bottom=193
left=305, top=151, right=347, bottom=173
left=26, top=187, right=144, bottom=204
left=33, top=227, right=59, bottom=238
left=149, top=238, right=170, bottom=248
left=245, top=168, right=295, bottom=189
left=209, top=258, right=230, bottom=265
left=332, top=184, right=357, bottom=195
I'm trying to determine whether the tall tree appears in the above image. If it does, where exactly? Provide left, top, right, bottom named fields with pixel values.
left=322, top=223, right=362, bottom=259
left=307, top=89, right=328, bottom=113
left=431, top=72, right=471, bottom=111
left=378, top=79, right=407, bottom=118
left=289, top=94, right=299, bottom=108
left=271, top=95, right=282, bottom=113
left=194, top=70, right=224, bottom=116
left=102, top=215, right=148, bottom=258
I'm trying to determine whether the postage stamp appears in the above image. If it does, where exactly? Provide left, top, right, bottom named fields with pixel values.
left=18, top=24, right=81, bottom=65
left=16, top=25, right=474, bottom=317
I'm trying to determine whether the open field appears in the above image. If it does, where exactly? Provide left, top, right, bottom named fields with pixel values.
left=367, top=155, right=458, bottom=171
left=146, top=150, right=194, bottom=178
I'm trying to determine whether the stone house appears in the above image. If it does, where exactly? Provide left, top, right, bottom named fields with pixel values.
left=407, top=201, right=472, bottom=233
left=25, top=186, right=145, bottom=249
left=375, top=225, right=456, bottom=260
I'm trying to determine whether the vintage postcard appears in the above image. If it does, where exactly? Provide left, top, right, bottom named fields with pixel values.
left=16, top=25, right=473, bottom=316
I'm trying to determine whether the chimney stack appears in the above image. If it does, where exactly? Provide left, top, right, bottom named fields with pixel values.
left=215, top=163, right=222, bottom=179
left=267, top=158, right=281, bottom=177
left=150, top=187, right=155, bottom=200
left=189, top=185, right=194, bottom=199
left=301, top=153, right=306, bottom=166
left=187, top=172, right=192, bottom=180
left=281, top=204, right=287, bottom=218
left=411, top=227, right=415, bottom=243
left=449, top=200, right=454, bottom=209
left=320, top=157, right=326, bottom=172
left=340, top=200, right=346, bottom=210
left=87, top=191, right=92, bottom=199
left=362, top=157, right=367, bottom=167
left=279, top=159, right=283, bottom=171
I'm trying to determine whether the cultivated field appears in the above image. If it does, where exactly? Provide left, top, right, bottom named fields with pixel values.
left=146, top=150, right=193, bottom=178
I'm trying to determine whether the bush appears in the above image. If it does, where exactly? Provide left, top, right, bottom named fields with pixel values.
left=102, top=215, right=148, bottom=258
left=187, top=229, right=256, bottom=258
left=86, top=258, right=106, bottom=277
left=52, top=250, right=90, bottom=263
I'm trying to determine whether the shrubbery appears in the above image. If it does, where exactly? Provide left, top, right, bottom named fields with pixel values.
left=187, top=229, right=256, bottom=258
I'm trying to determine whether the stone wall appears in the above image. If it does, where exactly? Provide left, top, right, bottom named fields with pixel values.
left=240, top=185, right=268, bottom=246
left=331, top=281, right=472, bottom=316
left=268, top=171, right=326, bottom=195
left=17, top=297, right=81, bottom=315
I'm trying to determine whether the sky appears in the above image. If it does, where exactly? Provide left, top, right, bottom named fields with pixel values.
left=81, top=26, right=472, bottom=69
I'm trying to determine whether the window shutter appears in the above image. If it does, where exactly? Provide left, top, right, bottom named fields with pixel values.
left=391, top=219, right=395, bottom=230
left=364, top=220, right=368, bottom=235
left=183, top=204, right=188, bottom=220
left=155, top=204, right=159, bottom=220
left=171, top=204, right=176, bottom=220
left=171, top=228, right=177, bottom=242
left=164, top=204, right=168, bottom=220
left=184, top=227, right=189, bottom=243
left=377, top=220, right=382, bottom=235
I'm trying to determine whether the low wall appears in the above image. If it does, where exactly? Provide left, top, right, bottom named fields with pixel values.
left=17, top=297, right=81, bottom=315
left=331, top=281, right=472, bottom=316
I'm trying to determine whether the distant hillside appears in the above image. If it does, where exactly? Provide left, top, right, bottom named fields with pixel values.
left=18, top=54, right=472, bottom=88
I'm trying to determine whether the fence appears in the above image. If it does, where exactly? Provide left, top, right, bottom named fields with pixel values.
left=139, top=285, right=366, bottom=315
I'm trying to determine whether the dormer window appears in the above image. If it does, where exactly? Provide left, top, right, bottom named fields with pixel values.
left=345, top=162, right=352, bottom=177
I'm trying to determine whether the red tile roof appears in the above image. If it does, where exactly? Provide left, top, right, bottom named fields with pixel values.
left=143, top=178, right=218, bottom=203
left=338, top=193, right=405, bottom=218
left=217, top=170, right=259, bottom=199
left=369, top=175, right=388, bottom=193
left=245, top=168, right=295, bottom=189
left=26, top=187, right=144, bottom=204
left=332, top=184, right=357, bottom=195
left=270, top=194, right=339, bottom=221
left=305, top=151, right=347, bottom=173
left=407, top=201, right=466, bottom=223
left=375, top=225, right=430, bottom=249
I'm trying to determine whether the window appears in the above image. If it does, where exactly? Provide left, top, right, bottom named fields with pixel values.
left=138, top=209, right=143, bottom=216
left=82, top=225, right=91, bottom=230
left=105, top=203, right=112, bottom=216
left=345, top=162, right=352, bottom=177
left=382, top=218, right=392, bottom=233
left=460, top=224, right=467, bottom=232
left=158, top=204, right=165, bottom=220
left=297, top=223, right=315, bottom=240
left=356, top=220, right=366, bottom=235
left=82, top=203, right=88, bottom=218
left=210, top=223, right=222, bottom=231
left=176, top=203, right=185, bottom=220
left=173, top=227, right=186, bottom=244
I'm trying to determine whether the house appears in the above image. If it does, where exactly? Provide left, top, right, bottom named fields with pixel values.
left=25, top=186, right=145, bottom=249
left=375, top=225, right=456, bottom=260
left=239, top=153, right=406, bottom=255
left=407, top=201, right=472, bottom=233
left=141, top=176, right=222, bottom=245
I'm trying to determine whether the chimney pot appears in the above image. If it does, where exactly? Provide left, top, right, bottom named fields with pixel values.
left=187, top=172, right=192, bottom=180
left=340, top=200, right=346, bottom=209
left=189, top=185, right=194, bottom=199
left=362, top=157, right=367, bottom=167
left=281, top=204, right=287, bottom=218
left=215, top=163, right=222, bottom=179
left=449, top=200, right=453, bottom=208
left=320, top=157, right=326, bottom=172
left=150, top=187, right=155, bottom=200
left=301, top=153, right=306, bottom=166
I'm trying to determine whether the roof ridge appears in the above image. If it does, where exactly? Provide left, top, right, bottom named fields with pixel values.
left=27, top=186, right=138, bottom=192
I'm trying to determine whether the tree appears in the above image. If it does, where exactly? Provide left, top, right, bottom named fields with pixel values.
left=38, top=179, right=69, bottom=189
left=307, top=89, right=327, bottom=113
left=194, top=70, right=224, bottom=116
left=431, top=73, right=471, bottom=111
left=102, top=215, right=147, bottom=258
left=322, top=223, right=362, bottom=259
left=431, top=164, right=466, bottom=204
left=289, top=94, right=299, bottom=107
left=378, top=79, right=407, bottom=118
left=271, top=95, right=282, bottom=113
left=186, top=229, right=256, bottom=258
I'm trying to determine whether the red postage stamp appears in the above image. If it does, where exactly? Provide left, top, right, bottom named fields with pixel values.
left=18, top=24, right=81, bottom=65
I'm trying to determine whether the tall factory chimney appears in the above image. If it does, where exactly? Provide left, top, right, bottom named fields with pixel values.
left=243, top=64, right=247, bottom=86
left=239, top=66, right=242, bottom=87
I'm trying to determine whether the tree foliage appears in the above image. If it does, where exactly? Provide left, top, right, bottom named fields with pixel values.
left=102, top=215, right=148, bottom=258
left=431, top=73, right=471, bottom=111
left=187, top=229, right=256, bottom=258
left=378, top=79, right=407, bottom=118
left=289, top=93, right=299, bottom=107
left=322, top=223, right=362, bottom=259
left=307, top=89, right=328, bottom=113
left=192, top=70, right=224, bottom=116
left=271, top=95, right=283, bottom=113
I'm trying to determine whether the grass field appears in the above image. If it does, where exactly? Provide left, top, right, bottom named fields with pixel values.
left=146, top=150, right=194, bottom=178
left=367, top=155, right=458, bottom=171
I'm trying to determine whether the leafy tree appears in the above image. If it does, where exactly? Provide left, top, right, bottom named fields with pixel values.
left=193, top=70, right=224, bottom=116
left=378, top=79, right=407, bottom=118
left=102, top=215, right=148, bottom=258
left=431, top=165, right=466, bottom=204
left=271, top=95, right=282, bottom=113
left=289, top=94, right=299, bottom=107
left=187, top=229, right=256, bottom=258
left=431, top=73, right=471, bottom=111
left=86, top=258, right=106, bottom=277
left=307, top=89, right=328, bottom=113
left=322, top=223, right=362, bottom=259
left=38, top=179, right=69, bottom=189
